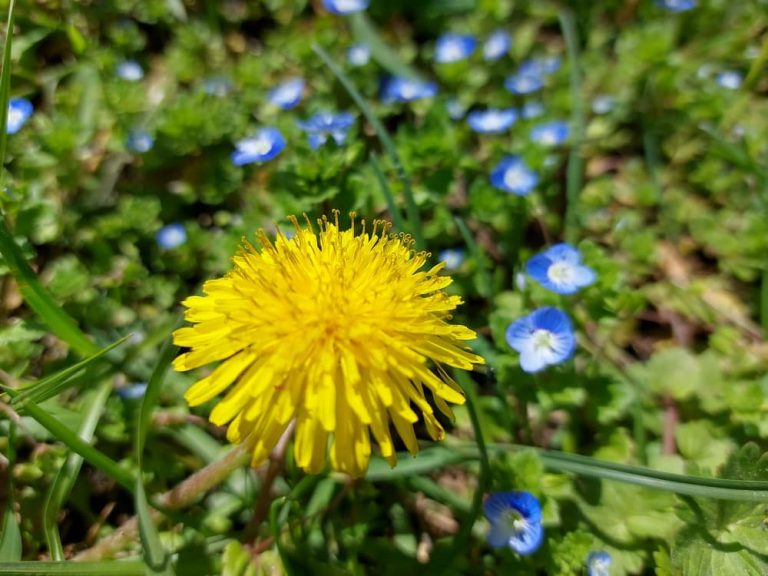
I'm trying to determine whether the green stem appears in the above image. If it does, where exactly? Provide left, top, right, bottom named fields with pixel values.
left=559, top=8, right=585, bottom=244
left=312, top=43, right=424, bottom=250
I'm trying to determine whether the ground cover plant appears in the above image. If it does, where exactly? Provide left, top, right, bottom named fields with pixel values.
left=2, top=0, right=768, bottom=574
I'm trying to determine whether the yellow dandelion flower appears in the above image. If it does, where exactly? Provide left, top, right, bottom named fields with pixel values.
left=172, top=212, right=485, bottom=477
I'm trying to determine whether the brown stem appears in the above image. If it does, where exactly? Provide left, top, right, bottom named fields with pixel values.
left=243, top=421, right=295, bottom=542
left=73, top=443, right=252, bottom=560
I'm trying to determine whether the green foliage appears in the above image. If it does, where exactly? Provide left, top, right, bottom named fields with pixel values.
left=3, top=0, right=768, bottom=574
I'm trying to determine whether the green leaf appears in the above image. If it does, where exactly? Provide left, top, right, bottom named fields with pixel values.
left=135, top=339, right=177, bottom=575
left=672, top=444, right=768, bottom=573
left=11, top=334, right=131, bottom=407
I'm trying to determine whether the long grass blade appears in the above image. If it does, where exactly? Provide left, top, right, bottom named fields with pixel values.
left=0, top=423, right=21, bottom=562
left=454, top=216, right=492, bottom=298
left=135, top=339, right=176, bottom=575
left=312, top=43, right=424, bottom=250
left=349, top=13, right=422, bottom=80
left=0, top=562, right=146, bottom=575
left=0, top=0, right=17, bottom=171
left=11, top=334, right=131, bottom=406
left=558, top=8, right=585, bottom=244
left=0, top=214, right=99, bottom=356
left=369, top=153, right=405, bottom=231
left=42, top=381, right=112, bottom=560
left=4, top=388, right=135, bottom=492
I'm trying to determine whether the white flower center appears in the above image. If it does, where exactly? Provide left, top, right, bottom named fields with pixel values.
left=241, top=136, right=272, bottom=156
left=334, top=0, right=362, bottom=11
left=538, top=129, right=558, bottom=145
left=399, top=82, right=418, bottom=99
left=8, top=107, right=23, bottom=127
left=485, top=36, right=505, bottom=57
left=479, top=112, right=505, bottom=130
left=441, top=42, right=464, bottom=62
left=547, top=261, right=575, bottom=285
left=503, top=165, right=528, bottom=189
left=531, top=329, right=556, bottom=352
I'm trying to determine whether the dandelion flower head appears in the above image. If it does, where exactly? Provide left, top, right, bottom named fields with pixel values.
left=173, top=213, right=485, bottom=477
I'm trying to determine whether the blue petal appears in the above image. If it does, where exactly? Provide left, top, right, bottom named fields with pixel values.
left=587, top=551, right=612, bottom=576
left=7, top=98, right=33, bottom=135
left=510, top=520, right=544, bottom=555
left=483, top=491, right=542, bottom=523
left=308, top=133, right=327, bottom=149
left=322, top=0, right=369, bottom=14
left=519, top=350, right=550, bottom=373
left=505, top=316, right=535, bottom=353
left=530, top=307, right=573, bottom=337
left=484, top=491, right=544, bottom=553
left=525, top=253, right=554, bottom=285
left=483, top=30, right=511, bottom=61
left=545, top=243, right=582, bottom=264
left=268, top=78, right=305, bottom=109
left=435, top=33, right=477, bottom=64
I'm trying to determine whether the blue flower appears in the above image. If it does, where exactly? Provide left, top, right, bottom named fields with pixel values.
left=231, top=127, right=286, bottom=165
left=656, top=0, right=696, bottom=12
left=116, top=60, right=144, bottom=81
left=467, top=108, right=517, bottom=134
left=7, top=98, right=33, bottom=135
left=504, top=72, right=544, bottom=95
left=439, top=248, right=465, bottom=271
left=348, top=43, right=371, bottom=66
left=381, top=76, right=438, bottom=103
left=126, top=129, right=154, bottom=153
left=268, top=78, right=305, bottom=110
left=490, top=156, right=538, bottom=196
left=298, top=112, right=355, bottom=149
left=587, top=551, right=612, bottom=576
left=322, top=0, right=369, bottom=14
left=591, top=95, right=614, bottom=114
left=505, top=307, right=576, bottom=373
left=483, top=30, right=511, bottom=61
left=530, top=121, right=569, bottom=146
left=117, top=383, right=148, bottom=400
left=519, top=56, right=560, bottom=76
left=525, top=243, right=596, bottom=294
left=156, top=223, right=187, bottom=250
left=521, top=102, right=544, bottom=119
left=716, top=70, right=742, bottom=90
left=484, top=492, right=544, bottom=555
left=445, top=98, right=466, bottom=120
left=201, top=75, right=233, bottom=97
left=435, top=33, right=476, bottom=64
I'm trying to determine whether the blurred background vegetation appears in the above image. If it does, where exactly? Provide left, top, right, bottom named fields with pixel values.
left=2, top=0, right=768, bottom=574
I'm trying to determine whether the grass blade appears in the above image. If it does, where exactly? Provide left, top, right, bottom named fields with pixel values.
left=0, top=423, right=21, bottom=562
left=312, top=43, right=424, bottom=250
left=4, top=388, right=135, bottom=492
left=42, top=381, right=112, bottom=560
left=0, top=0, right=16, bottom=171
left=11, top=334, right=131, bottom=407
left=0, top=562, right=146, bottom=575
left=0, top=213, right=99, bottom=356
left=558, top=8, right=585, bottom=244
left=135, top=339, right=176, bottom=575
left=454, top=216, right=492, bottom=298
left=369, top=153, right=406, bottom=231
left=349, top=13, right=422, bottom=80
